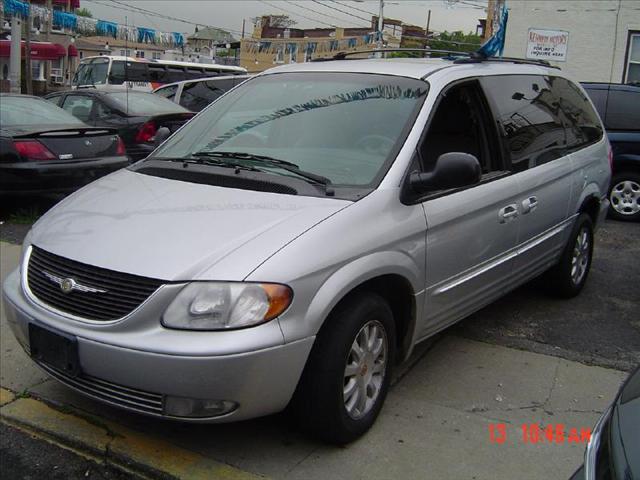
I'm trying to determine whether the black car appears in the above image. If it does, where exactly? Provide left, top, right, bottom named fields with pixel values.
left=582, top=83, right=640, bottom=221
left=45, top=90, right=194, bottom=161
left=0, top=94, right=129, bottom=195
left=570, top=366, right=640, bottom=480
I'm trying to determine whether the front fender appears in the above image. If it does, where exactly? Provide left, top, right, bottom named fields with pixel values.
left=277, top=251, right=423, bottom=345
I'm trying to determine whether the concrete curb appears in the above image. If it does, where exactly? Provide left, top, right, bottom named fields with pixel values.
left=0, top=388, right=264, bottom=480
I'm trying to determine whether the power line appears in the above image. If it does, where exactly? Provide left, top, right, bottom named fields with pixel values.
left=285, top=1, right=369, bottom=27
left=330, top=1, right=377, bottom=17
left=259, top=0, right=337, bottom=28
left=85, top=0, right=243, bottom=35
left=311, top=0, right=372, bottom=24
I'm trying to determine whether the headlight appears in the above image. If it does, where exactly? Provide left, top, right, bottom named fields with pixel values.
left=162, top=282, right=293, bottom=330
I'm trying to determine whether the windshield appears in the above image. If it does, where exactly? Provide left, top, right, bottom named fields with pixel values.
left=72, top=58, right=109, bottom=86
left=152, top=72, right=428, bottom=187
left=106, top=91, right=190, bottom=115
left=0, top=96, right=84, bottom=126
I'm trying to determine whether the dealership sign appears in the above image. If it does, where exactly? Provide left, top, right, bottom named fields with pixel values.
left=526, top=29, right=569, bottom=62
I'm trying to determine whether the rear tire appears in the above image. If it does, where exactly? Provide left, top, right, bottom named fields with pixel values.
left=608, top=171, right=640, bottom=222
left=290, top=292, right=396, bottom=444
left=542, top=213, right=594, bottom=298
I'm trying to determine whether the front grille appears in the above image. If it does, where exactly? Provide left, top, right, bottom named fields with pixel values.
left=27, top=246, right=163, bottom=321
left=37, top=361, right=164, bottom=415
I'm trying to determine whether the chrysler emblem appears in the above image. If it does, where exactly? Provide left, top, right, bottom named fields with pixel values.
left=60, top=278, right=75, bottom=294
left=84, top=140, right=92, bottom=147
left=42, top=271, right=108, bottom=294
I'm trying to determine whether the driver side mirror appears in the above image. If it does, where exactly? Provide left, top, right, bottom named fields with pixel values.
left=408, top=152, right=482, bottom=197
left=153, top=127, right=172, bottom=148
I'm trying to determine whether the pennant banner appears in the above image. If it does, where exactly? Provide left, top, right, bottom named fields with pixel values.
left=2, top=0, right=29, bottom=18
left=2, top=0, right=185, bottom=47
left=53, top=10, right=77, bottom=30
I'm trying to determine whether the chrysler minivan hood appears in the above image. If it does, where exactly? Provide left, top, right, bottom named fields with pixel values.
left=29, top=169, right=351, bottom=281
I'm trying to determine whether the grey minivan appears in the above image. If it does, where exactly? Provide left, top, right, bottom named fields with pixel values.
left=3, top=56, right=610, bottom=443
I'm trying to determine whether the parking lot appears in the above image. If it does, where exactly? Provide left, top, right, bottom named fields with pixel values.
left=1, top=198, right=638, bottom=480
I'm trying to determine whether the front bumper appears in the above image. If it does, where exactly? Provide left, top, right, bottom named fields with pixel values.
left=0, top=156, right=129, bottom=195
left=2, top=268, right=314, bottom=422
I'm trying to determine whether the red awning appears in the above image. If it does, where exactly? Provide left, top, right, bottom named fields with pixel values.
left=0, top=41, right=67, bottom=60
left=68, top=44, right=78, bottom=57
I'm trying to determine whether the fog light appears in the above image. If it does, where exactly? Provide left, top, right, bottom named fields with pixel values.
left=163, top=396, right=237, bottom=418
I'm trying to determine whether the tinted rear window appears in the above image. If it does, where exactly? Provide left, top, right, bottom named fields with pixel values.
left=481, top=75, right=568, bottom=171
left=482, top=75, right=602, bottom=171
left=106, top=92, right=189, bottom=115
left=605, top=88, right=640, bottom=131
left=1, top=96, right=84, bottom=126
left=547, top=77, right=603, bottom=150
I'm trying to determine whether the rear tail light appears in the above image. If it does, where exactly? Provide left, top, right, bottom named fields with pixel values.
left=116, top=137, right=127, bottom=156
left=14, top=140, right=56, bottom=161
left=135, top=121, right=157, bottom=144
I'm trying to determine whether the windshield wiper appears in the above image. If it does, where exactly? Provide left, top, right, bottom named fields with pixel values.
left=151, top=156, right=261, bottom=172
left=194, top=151, right=332, bottom=187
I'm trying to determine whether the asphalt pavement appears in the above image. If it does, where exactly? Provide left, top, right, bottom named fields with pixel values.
left=0, top=423, right=131, bottom=480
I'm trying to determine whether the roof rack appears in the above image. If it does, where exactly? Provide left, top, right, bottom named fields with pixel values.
left=312, top=48, right=472, bottom=62
left=311, top=48, right=560, bottom=69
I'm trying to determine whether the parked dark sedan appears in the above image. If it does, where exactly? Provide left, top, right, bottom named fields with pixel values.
left=582, top=83, right=640, bottom=221
left=0, top=94, right=129, bottom=195
left=570, top=366, right=640, bottom=480
left=45, top=90, right=194, bottom=161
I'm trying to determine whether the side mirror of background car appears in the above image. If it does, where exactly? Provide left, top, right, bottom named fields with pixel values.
left=154, top=127, right=171, bottom=148
left=409, top=152, right=482, bottom=196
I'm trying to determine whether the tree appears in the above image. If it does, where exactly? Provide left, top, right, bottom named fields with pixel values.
left=252, top=14, right=296, bottom=29
left=75, top=8, right=93, bottom=18
left=391, top=30, right=482, bottom=58
left=428, top=31, right=482, bottom=55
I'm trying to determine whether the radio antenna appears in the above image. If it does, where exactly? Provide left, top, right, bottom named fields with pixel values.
left=125, top=15, right=129, bottom=114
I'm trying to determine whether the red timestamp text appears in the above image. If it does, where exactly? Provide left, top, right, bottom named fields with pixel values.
left=488, top=423, right=591, bottom=445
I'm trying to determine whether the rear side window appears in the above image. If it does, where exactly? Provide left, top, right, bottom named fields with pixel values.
left=47, top=94, right=64, bottom=106
left=481, top=75, right=568, bottom=171
left=155, top=84, right=178, bottom=101
left=547, top=78, right=602, bottom=150
left=62, top=95, right=95, bottom=122
left=179, top=79, right=234, bottom=111
left=605, top=88, right=640, bottom=131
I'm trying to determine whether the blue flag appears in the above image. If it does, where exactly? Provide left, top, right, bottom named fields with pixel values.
left=478, top=6, right=508, bottom=58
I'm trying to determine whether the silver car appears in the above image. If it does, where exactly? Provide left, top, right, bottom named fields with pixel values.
left=3, top=56, right=611, bottom=443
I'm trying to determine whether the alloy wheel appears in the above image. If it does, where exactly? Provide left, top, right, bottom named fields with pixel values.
left=343, top=320, right=388, bottom=420
left=571, top=227, right=590, bottom=285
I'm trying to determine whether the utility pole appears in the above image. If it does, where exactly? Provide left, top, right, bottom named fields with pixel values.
left=9, top=14, right=22, bottom=93
left=484, top=0, right=495, bottom=41
left=376, top=0, right=384, bottom=57
left=45, top=0, right=52, bottom=88
left=242, top=19, right=245, bottom=39
left=425, top=9, right=431, bottom=49
left=25, top=0, right=33, bottom=95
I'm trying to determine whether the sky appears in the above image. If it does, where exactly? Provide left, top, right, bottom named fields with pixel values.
left=83, top=1, right=488, bottom=38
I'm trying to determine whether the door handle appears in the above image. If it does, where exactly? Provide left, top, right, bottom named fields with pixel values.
left=498, top=204, right=519, bottom=223
left=522, top=196, right=538, bottom=214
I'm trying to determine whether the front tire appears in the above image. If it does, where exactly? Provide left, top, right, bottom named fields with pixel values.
left=543, top=213, right=594, bottom=298
left=608, top=171, right=640, bottom=221
left=290, top=292, right=396, bottom=444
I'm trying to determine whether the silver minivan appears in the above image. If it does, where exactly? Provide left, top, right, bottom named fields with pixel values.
left=3, top=56, right=611, bottom=443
